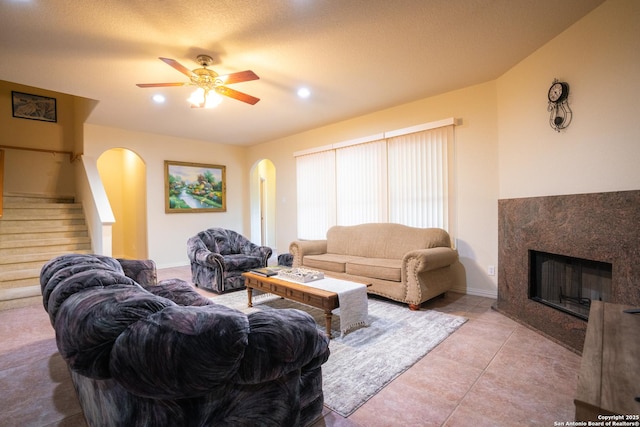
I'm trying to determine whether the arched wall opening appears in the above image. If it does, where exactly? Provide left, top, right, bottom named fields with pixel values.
left=250, top=158, right=277, bottom=260
left=97, top=148, right=148, bottom=259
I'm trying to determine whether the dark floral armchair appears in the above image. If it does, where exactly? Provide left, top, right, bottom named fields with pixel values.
left=187, top=228, right=272, bottom=293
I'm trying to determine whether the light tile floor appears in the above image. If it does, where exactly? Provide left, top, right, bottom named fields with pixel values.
left=0, top=266, right=582, bottom=427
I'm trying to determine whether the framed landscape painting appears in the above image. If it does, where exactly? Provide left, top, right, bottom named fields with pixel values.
left=165, top=161, right=226, bottom=213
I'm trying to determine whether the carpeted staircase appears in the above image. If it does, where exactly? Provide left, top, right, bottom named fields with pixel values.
left=0, top=194, right=91, bottom=310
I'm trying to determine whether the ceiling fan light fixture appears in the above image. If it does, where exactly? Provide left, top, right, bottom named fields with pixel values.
left=138, top=56, right=260, bottom=106
left=204, top=92, right=223, bottom=108
left=188, top=88, right=222, bottom=108
left=188, top=88, right=205, bottom=107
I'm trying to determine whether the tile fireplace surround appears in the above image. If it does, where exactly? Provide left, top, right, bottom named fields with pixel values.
left=496, top=190, right=640, bottom=352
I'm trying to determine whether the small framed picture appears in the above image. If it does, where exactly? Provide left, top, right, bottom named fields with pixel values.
left=165, top=160, right=226, bottom=213
left=12, top=91, right=57, bottom=122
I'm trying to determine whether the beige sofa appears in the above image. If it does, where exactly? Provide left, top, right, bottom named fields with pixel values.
left=289, top=223, right=460, bottom=310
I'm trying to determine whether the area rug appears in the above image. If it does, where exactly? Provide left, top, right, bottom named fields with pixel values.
left=210, top=291, right=467, bottom=417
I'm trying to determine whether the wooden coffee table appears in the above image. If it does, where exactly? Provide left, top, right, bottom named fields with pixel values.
left=242, top=271, right=344, bottom=338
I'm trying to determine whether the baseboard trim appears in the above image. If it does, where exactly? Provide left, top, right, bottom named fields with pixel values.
left=451, top=285, right=497, bottom=299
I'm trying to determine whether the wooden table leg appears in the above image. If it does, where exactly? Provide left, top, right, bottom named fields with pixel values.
left=324, top=310, right=332, bottom=338
left=247, top=287, right=253, bottom=307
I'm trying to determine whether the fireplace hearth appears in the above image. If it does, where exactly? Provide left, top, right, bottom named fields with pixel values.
left=497, top=190, right=640, bottom=352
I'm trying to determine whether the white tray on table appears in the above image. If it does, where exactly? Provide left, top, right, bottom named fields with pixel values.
left=277, top=267, right=324, bottom=283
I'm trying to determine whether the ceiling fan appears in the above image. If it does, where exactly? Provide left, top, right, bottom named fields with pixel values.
left=136, top=55, right=260, bottom=107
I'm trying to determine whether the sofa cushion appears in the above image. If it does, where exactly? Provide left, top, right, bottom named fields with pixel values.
left=41, top=256, right=124, bottom=311
left=326, top=223, right=451, bottom=258
left=221, top=254, right=264, bottom=270
left=149, top=278, right=215, bottom=306
left=110, top=304, right=249, bottom=398
left=55, top=286, right=174, bottom=379
left=47, top=269, right=142, bottom=325
left=346, top=257, right=402, bottom=282
left=302, top=254, right=353, bottom=272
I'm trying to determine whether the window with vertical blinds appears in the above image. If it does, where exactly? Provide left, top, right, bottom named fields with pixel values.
left=336, top=139, right=388, bottom=225
left=294, top=119, right=454, bottom=240
left=387, top=125, right=453, bottom=229
left=296, top=149, right=336, bottom=239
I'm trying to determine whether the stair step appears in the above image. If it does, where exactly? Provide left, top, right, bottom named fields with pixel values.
left=2, top=193, right=74, bottom=204
left=0, top=276, right=40, bottom=290
left=0, top=219, right=87, bottom=232
left=0, top=249, right=93, bottom=266
left=0, top=284, right=41, bottom=298
left=0, top=230, right=88, bottom=241
left=0, top=236, right=91, bottom=249
left=0, top=267, right=42, bottom=282
left=1, top=208, right=84, bottom=220
left=0, top=285, right=42, bottom=311
left=0, top=242, right=92, bottom=257
left=0, top=294, right=42, bottom=311
left=0, top=194, right=91, bottom=311
left=3, top=201, right=82, bottom=209
left=0, top=259, right=51, bottom=273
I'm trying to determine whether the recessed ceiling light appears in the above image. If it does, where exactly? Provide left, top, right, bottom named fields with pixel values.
left=152, top=94, right=166, bottom=103
left=297, top=87, right=311, bottom=99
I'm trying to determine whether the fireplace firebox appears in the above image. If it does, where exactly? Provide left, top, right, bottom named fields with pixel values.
left=529, top=250, right=612, bottom=320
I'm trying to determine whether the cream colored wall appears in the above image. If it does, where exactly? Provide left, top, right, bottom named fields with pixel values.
left=248, top=159, right=277, bottom=250
left=97, top=149, right=125, bottom=257
left=498, top=0, right=640, bottom=198
left=246, top=0, right=639, bottom=299
left=96, top=148, right=147, bottom=259
left=84, top=124, right=249, bottom=268
left=123, top=149, right=148, bottom=259
left=247, top=82, right=500, bottom=297
left=0, top=81, right=77, bottom=196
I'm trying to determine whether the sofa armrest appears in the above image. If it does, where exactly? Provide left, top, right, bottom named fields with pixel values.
left=117, top=258, right=157, bottom=286
left=402, top=247, right=458, bottom=273
left=289, top=240, right=327, bottom=267
left=249, top=245, right=273, bottom=265
left=187, top=236, right=225, bottom=267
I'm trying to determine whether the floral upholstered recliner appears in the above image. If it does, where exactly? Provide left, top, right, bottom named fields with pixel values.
left=40, top=253, right=330, bottom=427
left=187, top=228, right=272, bottom=293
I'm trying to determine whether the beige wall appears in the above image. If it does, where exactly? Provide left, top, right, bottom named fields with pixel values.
left=498, top=0, right=640, bottom=199
left=247, top=82, right=500, bottom=297
left=84, top=124, right=249, bottom=267
left=97, top=148, right=147, bottom=259
left=0, top=81, right=78, bottom=196
left=246, top=0, right=640, bottom=298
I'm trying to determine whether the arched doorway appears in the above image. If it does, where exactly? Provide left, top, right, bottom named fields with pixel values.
left=250, top=159, right=276, bottom=258
left=97, top=148, right=148, bottom=259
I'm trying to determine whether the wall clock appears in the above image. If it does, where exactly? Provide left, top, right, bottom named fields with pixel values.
left=547, top=79, right=572, bottom=132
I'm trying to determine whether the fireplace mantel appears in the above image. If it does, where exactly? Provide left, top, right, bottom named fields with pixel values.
left=496, top=190, right=640, bottom=352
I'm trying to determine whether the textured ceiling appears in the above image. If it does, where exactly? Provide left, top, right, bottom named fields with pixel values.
left=0, top=0, right=605, bottom=146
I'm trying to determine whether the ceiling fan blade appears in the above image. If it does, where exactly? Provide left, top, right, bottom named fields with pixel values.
left=216, top=86, right=260, bottom=105
left=159, top=57, right=195, bottom=78
left=217, top=70, right=259, bottom=85
left=136, top=82, right=187, bottom=88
